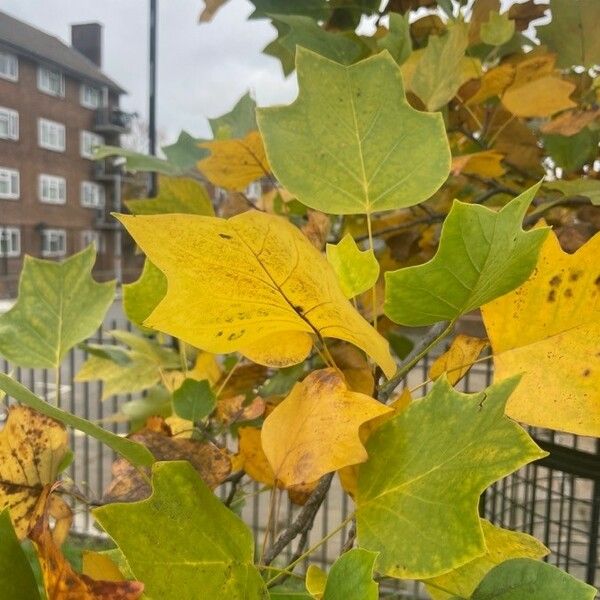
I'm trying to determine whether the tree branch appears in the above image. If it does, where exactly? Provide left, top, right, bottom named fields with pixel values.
left=262, top=472, right=335, bottom=566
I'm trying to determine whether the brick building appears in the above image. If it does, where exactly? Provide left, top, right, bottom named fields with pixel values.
left=0, top=10, right=137, bottom=299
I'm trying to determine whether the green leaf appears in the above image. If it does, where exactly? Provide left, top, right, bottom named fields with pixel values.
left=376, top=13, right=412, bottom=66
left=355, top=376, right=546, bottom=579
left=258, top=364, right=305, bottom=397
left=94, top=461, right=267, bottom=599
left=172, top=378, right=216, bottom=421
left=423, top=520, right=549, bottom=600
left=326, top=234, right=380, bottom=298
left=0, top=373, right=155, bottom=467
left=209, top=92, right=257, bottom=139
left=123, top=259, right=168, bottom=330
left=0, top=510, right=40, bottom=600
left=411, top=22, right=469, bottom=111
left=538, top=0, right=600, bottom=68
left=480, top=12, right=515, bottom=46
left=76, top=330, right=180, bottom=400
left=323, top=548, right=379, bottom=600
left=257, top=48, right=450, bottom=215
left=162, top=131, right=209, bottom=170
left=544, top=179, right=600, bottom=206
left=125, top=176, right=214, bottom=216
left=0, top=246, right=115, bottom=369
left=265, top=15, right=368, bottom=77
left=468, top=558, right=597, bottom=599
left=94, top=145, right=182, bottom=175
left=120, top=390, right=172, bottom=424
left=384, top=182, right=549, bottom=327
left=269, top=581, right=313, bottom=599
left=543, top=129, right=599, bottom=174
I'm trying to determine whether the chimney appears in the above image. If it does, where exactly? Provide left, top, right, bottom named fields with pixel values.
left=71, top=23, right=102, bottom=67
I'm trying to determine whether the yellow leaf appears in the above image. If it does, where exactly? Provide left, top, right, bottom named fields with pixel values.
left=482, top=230, right=600, bottom=436
left=198, top=131, right=270, bottom=190
left=117, top=211, right=395, bottom=377
left=466, top=63, right=515, bottom=105
left=423, top=520, right=548, bottom=600
left=330, top=343, right=375, bottom=396
left=0, top=406, right=68, bottom=539
left=306, top=564, right=327, bottom=599
left=261, top=369, right=391, bottom=488
left=451, top=150, right=506, bottom=178
left=429, top=334, right=489, bottom=386
left=502, top=75, right=577, bottom=118
left=82, top=552, right=125, bottom=582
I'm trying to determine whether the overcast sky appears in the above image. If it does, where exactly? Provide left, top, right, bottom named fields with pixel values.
left=1, top=0, right=299, bottom=142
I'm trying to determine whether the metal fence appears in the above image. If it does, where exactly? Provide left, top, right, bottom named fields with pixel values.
left=1, top=323, right=599, bottom=598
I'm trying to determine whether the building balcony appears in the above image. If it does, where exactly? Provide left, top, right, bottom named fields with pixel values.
left=95, top=107, right=133, bottom=134
left=94, top=158, right=122, bottom=181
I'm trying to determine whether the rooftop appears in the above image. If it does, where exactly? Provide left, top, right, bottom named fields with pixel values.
left=0, top=9, right=125, bottom=93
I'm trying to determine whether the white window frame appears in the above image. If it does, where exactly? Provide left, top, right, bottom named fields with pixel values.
left=0, top=107, right=18, bottom=140
left=39, top=174, right=67, bottom=204
left=81, top=230, right=104, bottom=253
left=38, top=118, right=66, bottom=152
left=37, top=65, right=65, bottom=97
left=41, top=229, right=67, bottom=258
left=80, top=130, right=104, bottom=159
left=0, top=227, right=20, bottom=257
left=0, top=167, right=19, bottom=199
left=80, top=84, right=101, bottom=109
left=0, top=52, right=18, bottom=82
left=80, top=181, right=105, bottom=209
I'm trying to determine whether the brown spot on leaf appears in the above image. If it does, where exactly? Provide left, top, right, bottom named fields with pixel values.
left=549, top=275, right=562, bottom=287
left=547, top=289, right=556, bottom=302
left=582, top=369, right=591, bottom=377
left=564, top=288, right=573, bottom=298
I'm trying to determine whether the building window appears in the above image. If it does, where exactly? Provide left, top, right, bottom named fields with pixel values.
left=0, top=52, right=18, bottom=82
left=0, top=227, right=20, bottom=257
left=80, top=131, right=104, bottom=159
left=38, top=118, right=66, bottom=152
left=246, top=180, right=262, bottom=200
left=37, top=66, right=65, bottom=97
left=81, top=181, right=105, bottom=208
left=81, top=230, right=104, bottom=253
left=41, top=229, right=67, bottom=257
left=0, top=168, right=19, bottom=199
left=39, top=174, right=67, bottom=204
left=0, top=107, right=18, bottom=140
left=80, top=84, right=101, bottom=109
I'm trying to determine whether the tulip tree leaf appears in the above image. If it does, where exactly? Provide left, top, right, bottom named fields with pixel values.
left=0, top=374, right=155, bottom=468
left=326, top=234, right=380, bottom=298
left=468, top=558, right=597, bottom=600
left=257, top=48, right=450, bottom=215
left=423, top=520, right=549, bottom=600
left=544, top=179, right=600, bottom=206
left=94, top=461, right=267, bottom=600
left=209, top=92, right=257, bottom=139
left=173, top=378, right=216, bottom=422
left=323, top=548, right=379, bottom=600
left=123, top=259, right=168, bottom=331
left=481, top=230, right=600, bottom=437
left=538, top=0, right=600, bottom=68
left=356, top=376, right=546, bottom=579
left=0, top=245, right=115, bottom=369
left=116, top=210, right=396, bottom=378
left=384, top=182, right=548, bottom=327
left=377, top=13, right=412, bottom=66
left=480, top=12, right=515, bottom=46
left=125, top=176, right=214, bottom=216
left=0, top=510, right=40, bottom=600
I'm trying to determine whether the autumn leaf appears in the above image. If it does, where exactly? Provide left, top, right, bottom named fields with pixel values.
left=123, top=259, right=167, bottom=331
left=257, top=47, right=450, bottom=215
left=384, top=182, right=548, bottom=326
left=326, top=234, right=380, bottom=299
left=117, top=210, right=396, bottom=377
left=356, top=377, right=545, bottom=579
left=198, top=0, right=230, bottom=22
left=540, top=108, right=600, bottom=137
left=423, top=520, right=548, bottom=600
left=261, top=368, right=391, bottom=487
left=30, top=488, right=144, bottom=600
left=451, top=150, right=506, bottom=178
left=429, top=334, right=488, bottom=386
left=94, top=461, right=267, bottom=599
left=481, top=230, right=600, bottom=436
left=103, top=418, right=230, bottom=502
left=480, top=11, right=514, bottom=46
left=125, top=176, right=214, bottom=216
left=82, top=552, right=127, bottom=582
left=198, top=130, right=270, bottom=190
left=0, top=246, right=114, bottom=369
left=0, top=405, right=68, bottom=538
left=467, top=558, right=597, bottom=599
left=502, top=75, right=576, bottom=118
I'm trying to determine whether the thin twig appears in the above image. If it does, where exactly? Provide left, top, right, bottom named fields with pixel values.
left=224, top=470, right=245, bottom=507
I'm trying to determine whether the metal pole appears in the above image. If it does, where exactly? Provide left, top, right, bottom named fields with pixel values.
left=148, top=0, right=158, bottom=196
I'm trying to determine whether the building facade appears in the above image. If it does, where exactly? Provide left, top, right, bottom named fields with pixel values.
left=0, top=11, right=135, bottom=299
